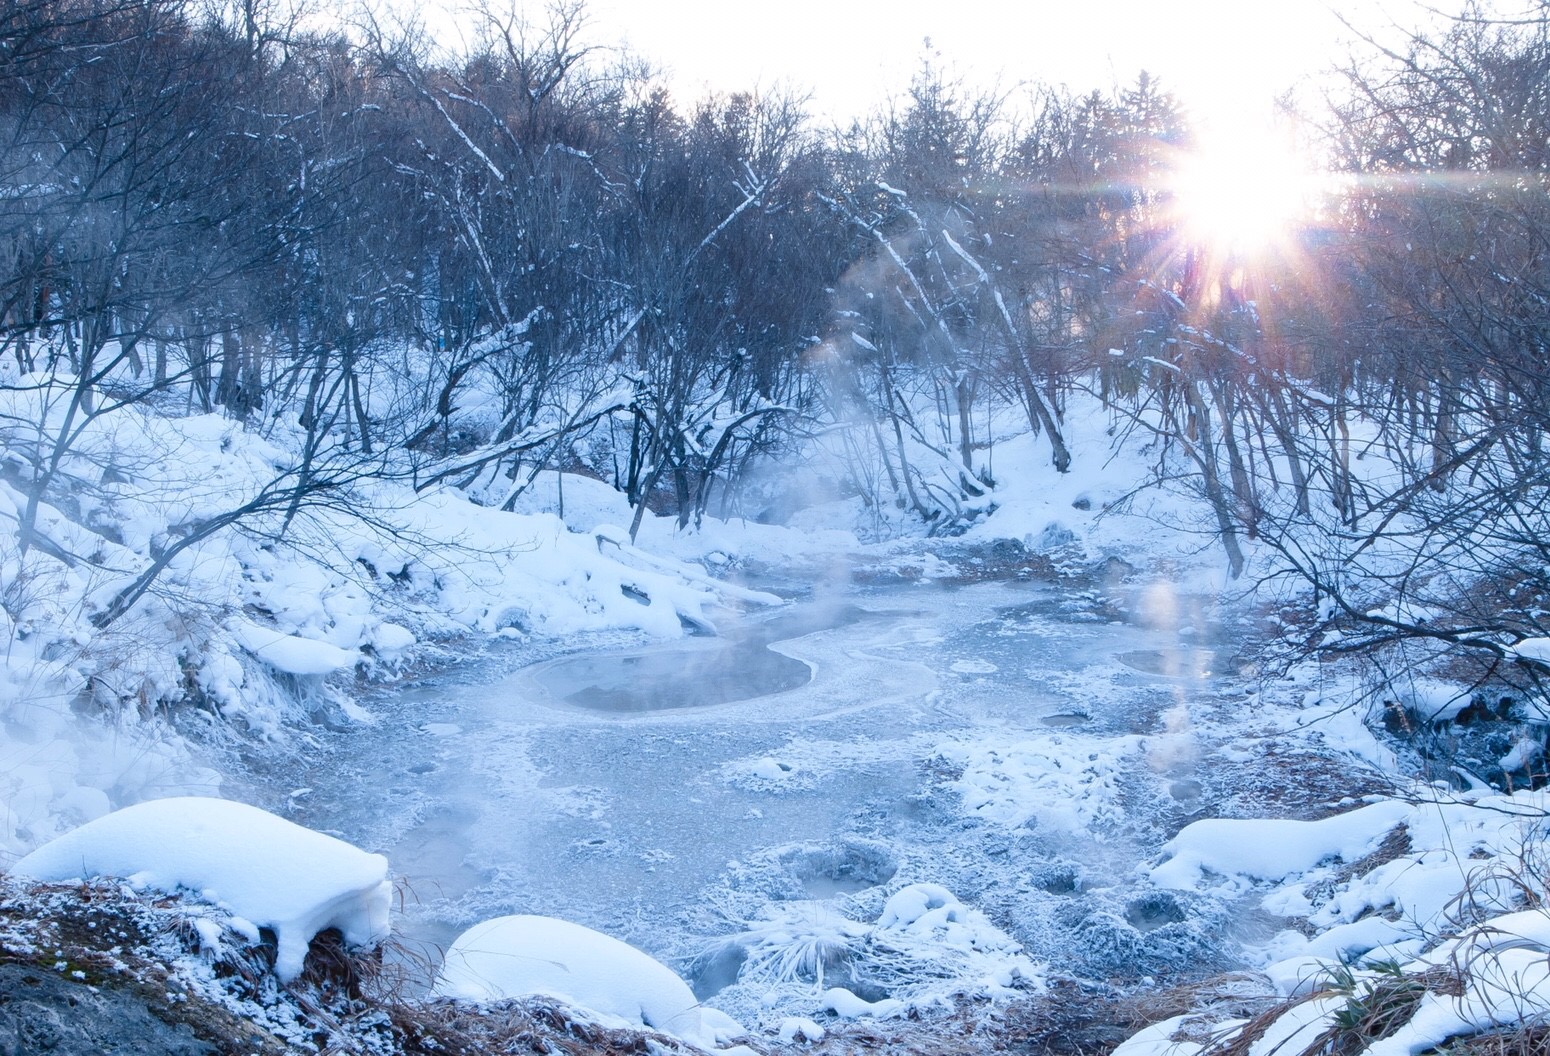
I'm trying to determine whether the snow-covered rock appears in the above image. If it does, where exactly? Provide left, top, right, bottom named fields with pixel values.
left=232, top=618, right=360, bottom=676
left=435, top=914, right=730, bottom=1047
left=11, top=797, right=391, bottom=981
left=822, top=986, right=903, bottom=1019
left=1150, top=799, right=1411, bottom=890
left=878, top=882, right=965, bottom=930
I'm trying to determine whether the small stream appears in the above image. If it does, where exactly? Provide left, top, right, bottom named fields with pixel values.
left=282, top=566, right=1254, bottom=1012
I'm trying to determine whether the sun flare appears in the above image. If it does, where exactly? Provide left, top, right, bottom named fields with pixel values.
left=1169, top=127, right=1315, bottom=257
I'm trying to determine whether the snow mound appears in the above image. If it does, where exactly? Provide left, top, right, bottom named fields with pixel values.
left=823, top=986, right=903, bottom=1019
left=232, top=618, right=359, bottom=676
left=436, top=914, right=738, bottom=1048
left=11, top=796, right=391, bottom=981
left=877, top=882, right=966, bottom=930
left=1151, top=799, right=1411, bottom=891
left=1396, top=677, right=1472, bottom=722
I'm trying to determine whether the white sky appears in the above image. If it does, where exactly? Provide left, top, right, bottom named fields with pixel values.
left=568, top=0, right=1455, bottom=128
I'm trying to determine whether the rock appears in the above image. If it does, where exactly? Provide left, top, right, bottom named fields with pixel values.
left=0, top=965, right=215, bottom=1056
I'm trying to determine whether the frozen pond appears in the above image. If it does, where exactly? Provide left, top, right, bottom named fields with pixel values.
left=283, top=570, right=1255, bottom=1015
left=527, top=600, right=868, bottom=712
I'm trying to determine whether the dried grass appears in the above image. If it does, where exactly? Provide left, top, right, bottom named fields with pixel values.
left=1442, top=1023, right=1550, bottom=1056
left=1114, top=972, right=1280, bottom=1031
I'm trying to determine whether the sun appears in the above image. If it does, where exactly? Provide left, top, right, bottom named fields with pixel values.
left=1169, top=125, right=1315, bottom=258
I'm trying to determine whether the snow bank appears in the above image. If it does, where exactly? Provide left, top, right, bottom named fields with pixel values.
left=12, top=797, right=391, bottom=981
left=436, top=914, right=730, bottom=1047
left=1110, top=1014, right=1204, bottom=1056
left=1118, top=788, right=1550, bottom=1056
left=1150, top=799, right=1411, bottom=890
left=952, top=392, right=1237, bottom=580
left=231, top=618, right=359, bottom=676
left=1178, top=929, right=1550, bottom=1056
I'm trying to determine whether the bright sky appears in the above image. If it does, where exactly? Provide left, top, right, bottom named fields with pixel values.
left=574, top=0, right=1452, bottom=128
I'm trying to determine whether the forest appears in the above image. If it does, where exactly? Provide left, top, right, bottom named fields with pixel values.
left=2, top=0, right=1549, bottom=697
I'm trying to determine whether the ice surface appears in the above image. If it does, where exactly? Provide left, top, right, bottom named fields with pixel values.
left=289, top=575, right=1247, bottom=1024
left=13, top=796, right=391, bottom=980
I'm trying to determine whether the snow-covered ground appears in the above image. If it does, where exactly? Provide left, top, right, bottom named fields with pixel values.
left=9, top=381, right=1550, bottom=1053
left=0, top=383, right=1211, bottom=865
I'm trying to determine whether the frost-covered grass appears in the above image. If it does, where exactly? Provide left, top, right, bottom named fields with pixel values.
left=684, top=880, right=1038, bottom=1035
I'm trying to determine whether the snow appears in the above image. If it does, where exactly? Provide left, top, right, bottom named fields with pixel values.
left=872, top=883, right=1034, bottom=988
left=1245, top=996, right=1346, bottom=1056
left=751, top=756, right=796, bottom=781
left=1265, top=915, right=1418, bottom=973
left=1511, top=636, right=1550, bottom=667
left=0, top=369, right=1222, bottom=878
left=822, top=987, right=903, bottom=1019
left=435, top=914, right=738, bottom=1048
left=939, top=730, right=1145, bottom=838
left=12, top=340, right=1550, bottom=1052
left=1205, top=926, right=1550, bottom=1056
left=1110, top=1014, right=1203, bottom=1056
left=11, top=797, right=391, bottom=981
left=877, top=882, right=962, bottom=929
left=1499, top=734, right=1542, bottom=772
left=1395, top=677, right=1471, bottom=722
left=1150, top=799, right=1411, bottom=890
left=232, top=618, right=359, bottom=676
left=370, top=622, right=417, bottom=655
left=0, top=403, right=804, bottom=859
left=778, top=1016, right=826, bottom=1042
left=1119, top=784, right=1550, bottom=1055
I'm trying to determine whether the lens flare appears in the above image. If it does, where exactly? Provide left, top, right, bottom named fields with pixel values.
left=1169, top=125, right=1315, bottom=257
